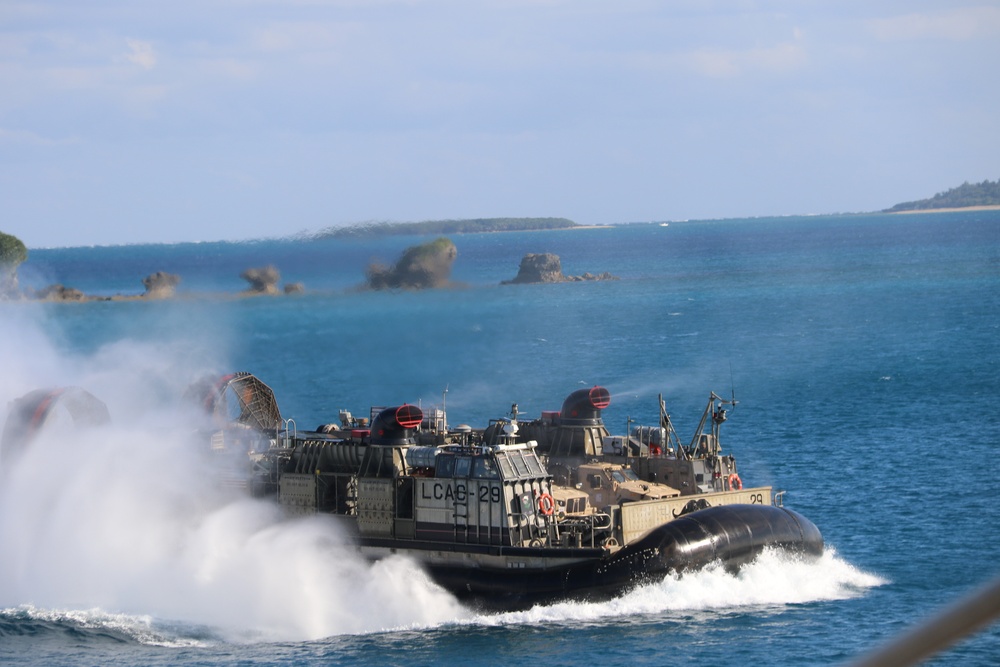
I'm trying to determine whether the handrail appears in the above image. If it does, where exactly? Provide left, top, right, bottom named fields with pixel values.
left=280, top=418, right=296, bottom=448
left=845, top=574, right=1000, bottom=667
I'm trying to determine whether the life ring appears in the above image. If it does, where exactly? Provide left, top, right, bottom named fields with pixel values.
left=537, top=492, right=555, bottom=516
left=649, top=444, right=662, bottom=457
left=728, top=473, right=743, bottom=490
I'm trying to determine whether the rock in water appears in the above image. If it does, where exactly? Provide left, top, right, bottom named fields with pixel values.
left=241, top=265, right=281, bottom=294
left=31, top=284, right=87, bottom=301
left=365, top=237, right=458, bottom=289
left=502, top=253, right=565, bottom=284
left=142, top=271, right=181, bottom=298
left=502, top=253, right=619, bottom=284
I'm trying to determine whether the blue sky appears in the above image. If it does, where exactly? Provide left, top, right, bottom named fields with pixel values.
left=2, top=1, right=998, bottom=247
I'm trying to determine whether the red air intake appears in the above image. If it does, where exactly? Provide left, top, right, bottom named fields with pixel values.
left=370, top=404, right=424, bottom=446
left=559, top=386, right=611, bottom=425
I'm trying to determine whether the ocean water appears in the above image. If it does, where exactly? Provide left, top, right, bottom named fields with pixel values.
left=1, top=211, right=998, bottom=666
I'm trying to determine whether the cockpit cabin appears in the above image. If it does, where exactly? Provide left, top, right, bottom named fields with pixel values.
left=377, top=442, right=556, bottom=547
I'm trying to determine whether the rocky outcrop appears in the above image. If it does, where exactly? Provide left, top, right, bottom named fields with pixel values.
left=504, top=253, right=564, bottom=284
left=502, top=253, right=619, bottom=284
left=29, top=272, right=180, bottom=302
left=19, top=267, right=301, bottom=302
left=240, top=266, right=305, bottom=295
left=365, top=237, right=458, bottom=290
left=241, top=265, right=282, bottom=295
left=30, top=284, right=90, bottom=302
left=142, top=271, right=181, bottom=299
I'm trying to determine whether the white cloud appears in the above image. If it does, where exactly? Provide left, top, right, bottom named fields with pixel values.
left=199, top=57, right=258, bottom=82
left=868, top=6, right=1000, bottom=41
left=42, top=65, right=103, bottom=90
left=123, top=83, right=170, bottom=111
left=0, top=127, right=78, bottom=146
left=683, top=33, right=807, bottom=79
left=124, top=38, right=156, bottom=70
left=252, top=20, right=363, bottom=53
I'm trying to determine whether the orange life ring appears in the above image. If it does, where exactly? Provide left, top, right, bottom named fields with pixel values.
left=537, top=492, right=555, bottom=516
left=728, top=473, right=743, bottom=490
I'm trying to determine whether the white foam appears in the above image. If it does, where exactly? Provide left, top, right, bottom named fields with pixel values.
left=0, top=310, right=467, bottom=642
left=1, top=604, right=212, bottom=647
left=466, top=548, right=887, bottom=628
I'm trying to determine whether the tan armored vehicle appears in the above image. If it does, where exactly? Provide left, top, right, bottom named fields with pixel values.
left=574, top=462, right=680, bottom=510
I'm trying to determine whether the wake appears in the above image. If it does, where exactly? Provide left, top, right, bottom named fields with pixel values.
left=1, top=546, right=885, bottom=645
left=470, top=547, right=886, bottom=628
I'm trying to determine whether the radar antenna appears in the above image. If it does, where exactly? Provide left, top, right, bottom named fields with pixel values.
left=729, top=361, right=738, bottom=413
left=658, top=393, right=687, bottom=460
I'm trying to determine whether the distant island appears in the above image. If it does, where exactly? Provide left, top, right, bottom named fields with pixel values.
left=884, top=179, right=1000, bottom=213
left=315, top=217, right=579, bottom=239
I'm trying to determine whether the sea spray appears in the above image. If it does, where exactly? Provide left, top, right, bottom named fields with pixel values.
left=0, top=309, right=467, bottom=641
left=0, top=426, right=467, bottom=640
left=466, top=548, right=886, bottom=628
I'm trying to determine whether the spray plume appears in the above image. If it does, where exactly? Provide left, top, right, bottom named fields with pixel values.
left=0, top=307, right=466, bottom=641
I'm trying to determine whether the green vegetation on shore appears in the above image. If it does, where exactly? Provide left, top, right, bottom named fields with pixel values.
left=316, top=217, right=578, bottom=239
left=884, top=179, right=1000, bottom=212
left=0, top=230, right=28, bottom=297
left=0, top=231, right=27, bottom=266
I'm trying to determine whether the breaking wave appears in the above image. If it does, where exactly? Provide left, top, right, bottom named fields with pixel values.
left=468, top=547, right=885, bottom=628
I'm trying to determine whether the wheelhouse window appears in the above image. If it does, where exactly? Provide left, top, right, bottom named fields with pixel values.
left=523, top=451, right=545, bottom=476
left=494, top=449, right=549, bottom=481
left=496, top=455, right=515, bottom=479
left=436, top=455, right=455, bottom=478
left=509, top=452, right=530, bottom=478
left=473, top=457, right=500, bottom=479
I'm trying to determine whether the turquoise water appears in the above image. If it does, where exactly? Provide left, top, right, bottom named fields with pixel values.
left=2, top=211, right=999, bottom=665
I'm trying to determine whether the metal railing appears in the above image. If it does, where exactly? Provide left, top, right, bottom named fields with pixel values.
left=846, top=574, right=1000, bottom=667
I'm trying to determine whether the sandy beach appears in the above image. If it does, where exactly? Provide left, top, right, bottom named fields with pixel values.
left=889, top=204, right=1000, bottom=215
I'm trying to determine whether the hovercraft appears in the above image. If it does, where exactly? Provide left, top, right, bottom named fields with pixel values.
left=3, top=375, right=823, bottom=610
